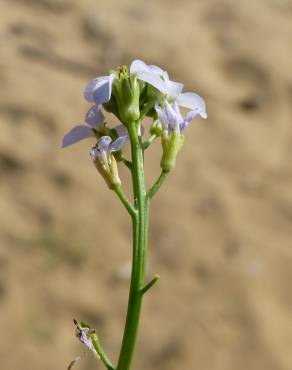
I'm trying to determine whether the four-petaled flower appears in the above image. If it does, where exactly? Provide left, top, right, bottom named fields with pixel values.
left=62, top=105, right=105, bottom=147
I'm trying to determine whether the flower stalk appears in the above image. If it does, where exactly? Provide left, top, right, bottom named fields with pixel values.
left=63, top=59, right=207, bottom=370
left=116, top=121, right=149, bottom=370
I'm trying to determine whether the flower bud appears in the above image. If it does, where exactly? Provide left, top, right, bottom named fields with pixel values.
left=160, top=132, right=185, bottom=172
left=112, top=66, right=140, bottom=125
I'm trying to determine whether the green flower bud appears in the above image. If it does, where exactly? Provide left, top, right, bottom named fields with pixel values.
left=160, top=132, right=185, bottom=172
left=112, top=66, right=140, bottom=125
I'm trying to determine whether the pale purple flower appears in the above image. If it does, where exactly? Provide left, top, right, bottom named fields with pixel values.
left=62, top=105, right=105, bottom=147
left=90, top=135, right=128, bottom=167
left=155, top=100, right=205, bottom=136
left=84, top=74, right=116, bottom=106
left=130, top=59, right=207, bottom=118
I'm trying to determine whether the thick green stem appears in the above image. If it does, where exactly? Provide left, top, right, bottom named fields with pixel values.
left=116, top=122, right=149, bottom=370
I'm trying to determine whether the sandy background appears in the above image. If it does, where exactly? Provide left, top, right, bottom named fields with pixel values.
left=1, top=0, right=292, bottom=369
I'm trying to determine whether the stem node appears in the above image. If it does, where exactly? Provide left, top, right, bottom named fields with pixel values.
left=141, top=274, right=160, bottom=295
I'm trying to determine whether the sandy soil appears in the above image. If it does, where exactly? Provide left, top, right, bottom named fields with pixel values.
left=1, top=0, right=292, bottom=369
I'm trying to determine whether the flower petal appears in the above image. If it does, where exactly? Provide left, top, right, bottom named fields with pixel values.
left=98, top=136, right=112, bottom=151
left=164, top=100, right=180, bottom=130
left=78, top=327, right=99, bottom=358
left=62, top=125, right=94, bottom=147
left=148, top=64, right=166, bottom=76
left=172, top=101, right=183, bottom=120
left=109, top=135, right=128, bottom=152
left=84, top=79, right=98, bottom=102
left=92, top=77, right=113, bottom=106
left=85, top=105, right=105, bottom=129
left=177, top=92, right=207, bottom=118
left=131, top=60, right=167, bottom=79
left=136, top=72, right=168, bottom=94
left=84, top=76, right=107, bottom=102
left=130, top=60, right=183, bottom=99
left=130, top=59, right=150, bottom=74
left=155, top=104, right=169, bottom=129
left=79, top=328, right=93, bottom=350
left=114, top=124, right=128, bottom=137
left=180, top=110, right=200, bottom=132
left=84, top=75, right=115, bottom=105
left=90, top=148, right=100, bottom=161
left=166, top=80, right=184, bottom=99
left=185, top=109, right=200, bottom=122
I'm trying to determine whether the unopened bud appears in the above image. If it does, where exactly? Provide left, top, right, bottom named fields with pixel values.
left=112, top=66, right=140, bottom=124
left=160, top=133, right=185, bottom=172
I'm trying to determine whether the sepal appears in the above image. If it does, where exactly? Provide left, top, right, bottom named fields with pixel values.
left=160, top=132, right=185, bottom=172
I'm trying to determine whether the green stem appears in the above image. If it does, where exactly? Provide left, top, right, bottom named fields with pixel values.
left=113, top=185, right=137, bottom=217
left=141, top=274, right=160, bottom=295
left=91, top=334, right=115, bottom=370
left=116, top=121, right=149, bottom=370
left=147, top=170, right=168, bottom=199
left=120, top=155, right=133, bottom=171
left=142, top=134, right=157, bottom=150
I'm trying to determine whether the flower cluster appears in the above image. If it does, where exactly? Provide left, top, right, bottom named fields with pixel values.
left=62, top=59, right=207, bottom=185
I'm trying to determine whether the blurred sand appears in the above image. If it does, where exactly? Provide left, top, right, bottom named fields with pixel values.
left=1, top=0, right=292, bottom=369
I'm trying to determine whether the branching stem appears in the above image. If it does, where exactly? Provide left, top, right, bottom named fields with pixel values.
left=120, top=155, right=133, bottom=171
left=113, top=185, right=137, bottom=218
left=141, top=274, right=160, bottom=295
left=142, top=134, right=157, bottom=150
left=148, top=170, right=168, bottom=199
